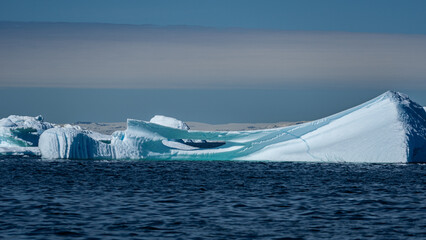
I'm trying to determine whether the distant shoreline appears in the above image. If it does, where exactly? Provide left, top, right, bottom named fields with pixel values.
left=75, top=121, right=307, bottom=134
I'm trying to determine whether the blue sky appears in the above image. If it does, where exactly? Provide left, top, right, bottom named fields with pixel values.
left=0, top=0, right=426, bottom=34
left=0, top=1, right=425, bottom=123
left=1, top=22, right=426, bottom=90
left=1, top=0, right=426, bottom=34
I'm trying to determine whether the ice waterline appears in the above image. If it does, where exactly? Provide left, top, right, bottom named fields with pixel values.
left=1, top=91, right=425, bottom=163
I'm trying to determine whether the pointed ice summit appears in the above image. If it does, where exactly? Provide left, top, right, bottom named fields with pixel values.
left=2, top=91, right=426, bottom=163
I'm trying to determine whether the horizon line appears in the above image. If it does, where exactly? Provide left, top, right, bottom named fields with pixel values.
left=2, top=20, right=426, bottom=36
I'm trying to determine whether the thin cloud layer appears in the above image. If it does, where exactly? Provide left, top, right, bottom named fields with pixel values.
left=1, top=22, right=426, bottom=89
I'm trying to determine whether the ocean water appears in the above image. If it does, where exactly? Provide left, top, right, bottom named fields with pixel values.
left=0, top=157, right=425, bottom=240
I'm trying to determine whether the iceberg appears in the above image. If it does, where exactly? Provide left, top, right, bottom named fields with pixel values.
left=0, top=115, right=54, bottom=150
left=36, top=91, right=426, bottom=163
left=39, top=127, right=112, bottom=159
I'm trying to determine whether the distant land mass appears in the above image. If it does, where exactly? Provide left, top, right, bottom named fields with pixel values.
left=75, top=121, right=306, bottom=134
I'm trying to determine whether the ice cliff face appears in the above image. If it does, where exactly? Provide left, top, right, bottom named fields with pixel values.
left=39, top=127, right=112, bottom=159
left=4, top=91, right=426, bottom=162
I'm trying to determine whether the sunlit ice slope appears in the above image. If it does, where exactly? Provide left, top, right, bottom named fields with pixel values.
left=240, top=91, right=426, bottom=163
left=37, top=91, right=426, bottom=163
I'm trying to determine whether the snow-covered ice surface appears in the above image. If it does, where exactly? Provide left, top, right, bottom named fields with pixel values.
left=35, top=91, right=426, bottom=163
left=149, top=115, right=190, bottom=130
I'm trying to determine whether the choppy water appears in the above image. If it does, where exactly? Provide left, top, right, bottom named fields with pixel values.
left=0, top=157, right=425, bottom=239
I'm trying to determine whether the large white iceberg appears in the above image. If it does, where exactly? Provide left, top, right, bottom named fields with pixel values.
left=36, top=91, right=426, bottom=163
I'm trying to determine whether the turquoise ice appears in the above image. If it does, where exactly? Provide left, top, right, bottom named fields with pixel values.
left=36, top=91, right=426, bottom=163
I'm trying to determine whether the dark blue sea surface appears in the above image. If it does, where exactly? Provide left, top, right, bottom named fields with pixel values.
left=0, top=157, right=425, bottom=239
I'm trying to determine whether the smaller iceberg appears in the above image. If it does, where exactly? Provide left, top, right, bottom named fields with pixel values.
left=38, top=125, right=111, bottom=159
left=0, top=115, right=54, bottom=148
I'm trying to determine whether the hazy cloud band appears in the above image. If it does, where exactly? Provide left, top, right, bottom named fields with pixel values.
left=1, top=22, right=426, bottom=89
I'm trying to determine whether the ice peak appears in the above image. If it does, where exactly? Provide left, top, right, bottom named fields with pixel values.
left=377, top=91, right=425, bottom=118
left=381, top=90, right=409, bottom=102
